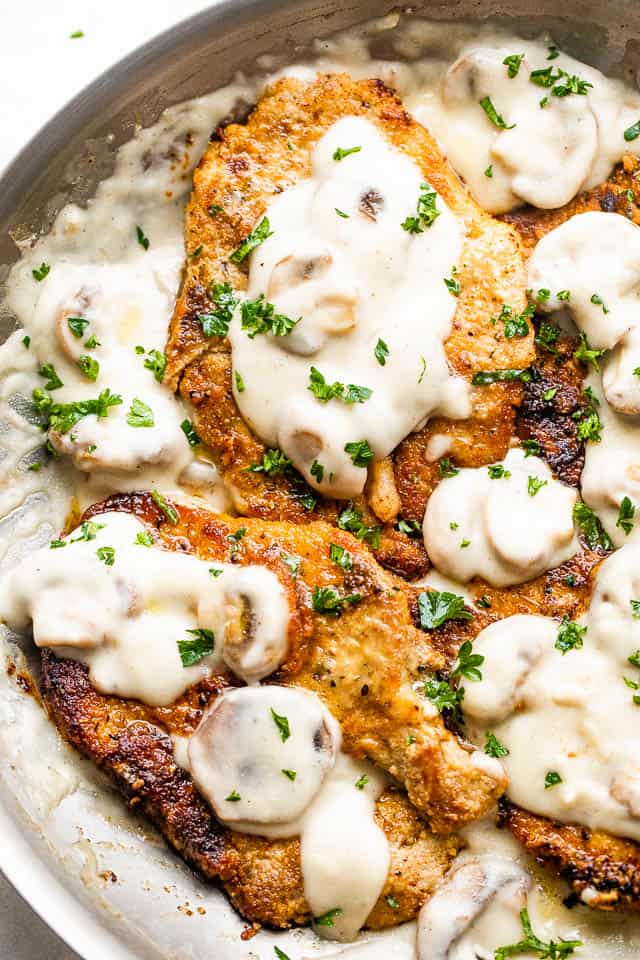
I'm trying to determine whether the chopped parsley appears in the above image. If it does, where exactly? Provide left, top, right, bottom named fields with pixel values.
left=529, top=65, right=592, bottom=97
left=329, top=543, right=352, bottom=570
left=22, top=335, right=30, bottom=349
left=438, top=458, right=459, bottom=478
left=444, top=267, right=461, bottom=296
left=337, top=504, right=380, bottom=548
left=180, top=419, right=200, bottom=446
left=527, top=475, right=548, bottom=497
left=235, top=370, right=246, bottom=392
left=617, top=496, right=636, bottom=536
left=495, top=907, right=580, bottom=960
left=77, top=355, right=99, bottom=381
left=35, top=387, right=122, bottom=435
left=50, top=539, right=66, bottom=549
left=311, top=586, right=361, bottom=616
left=335, top=207, right=350, bottom=218
left=484, top=164, right=494, bottom=178
left=209, top=567, right=224, bottom=578
left=199, top=282, right=239, bottom=338
left=557, top=289, right=571, bottom=301
left=417, top=590, right=473, bottom=630
left=208, top=204, right=224, bottom=217
left=241, top=294, right=299, bottom=338
left=590, top=292, right=610, bottom=314
left=227, top=527, right=246, bottom=558
left=310, top=459, right=324, bottom=483
left=479, top=95, right=515, bottom=129
left=535, top=321, right=561, bottom=353
left=282, top=769, right=297, bottom=781
left=573, top=387, right=602, bottom=443
left=126, top=397, right=154, bottom=428
left=385, top=895, right=400, bottom=909
left=563, top=574, right=576, bottom=587
left=522, top=439, right=542, bottom=457
left=96, top=546, right=115, bottom=566
left=230, top=217, right=273, bottom=262
left=71, top=520, right=104, bottom=543
left=547, top=44, right=560, bottom=60
left=38, top=363, right=64, bottom=390
left=246, top=447, right=292, bottom=476
left=543, top=388, right=557, bottom=402
left=374, top=338, right=389, bottom=366
left=136, top=225, right=150, bottom=251
left=503, top=304, right=534, bottom=339
left=555, top=617, right=587, bottom=654
left=270, top=707, right=291, bottom=742
left=396, top=518, right=422, bottom=538
left=178, top=629, right=215, bottom=667
left=151, top=489, right=179, bottom=524
left=544, top=771, right=563, bottom=789
left=574, top=332, right=605, bottom=372
left=281, top=554, right=300, bottom=577
left=332, top=146, right=362, bottom=161
left=476, top=594, right=492, bottom=608
left=314, top=908, right=343, bottom=927
left=401, top=181, right=441, bottom=233
left=225, top=790, right=241, bottom=802
left=460, top=538, right=471, bottom=549
left=485, top=731, right=509, bottom=758
left=354, top=774, right=369, bottom=790
left=143, top=349, right=166, bottom=382
left=451, top=640, right=484, bottom=681
left=418, top=356, right=427, bottom=384
left=344, top=439, right=373, bottom=467
left=135, top=531, right=154, bottom=547
left=631, top=603, right=640, bottom=621
left=32, top=262, right=50, bottom=282
left=624, top=119, right=640, bottom=142
left=488, top=464, right=511, bottom=479
left=308, top=366, right=372, bottom=404
left=424, top=679, right=464, bottom=717
left=69, top=30, right=84, bottom=38
left=503, top=53, right=525, bottom=78
left=471, top=368, right=532, bottom=386
left=67, top=316, right=90, bottom=338
left=573, top=500, right=612, bottom=551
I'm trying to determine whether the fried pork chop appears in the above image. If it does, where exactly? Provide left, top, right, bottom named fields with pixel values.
left=164, top=73, right=531, bottom=579
left=39, top=493, right=508, bottom=929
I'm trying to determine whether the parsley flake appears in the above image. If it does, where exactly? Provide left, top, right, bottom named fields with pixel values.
left=199, top=283, right=239, bottom=338
left=624, top=119, right=640, bottom=142
left=485, top=731, right=509, bottom=758
left=246, top=448, right=292, bottom=477
left=312, top=586, right=361, bottom=616
left=308, top=367, right=372, bottom=404
left=180, top=419, right=200, bottom=446
left=96, top=546, right=115, bottom=566
left=573, top=500, right=612, bottom=551
left=503, top=53, right=525, bottom=78
left=314, top=908, right=343, bottom=927
left=374, top=338, right=389, bottom=366
left=451, top=640, right=484, bottom=681
left=527, top=475, right=548, bottom=497
left=479, top=95, right=515, bottom=129
left=151, top=489, right=179, bottom=524
left=135, top=531, right=154, bottom=547
left=32, top=262, right=50, bottom=282
left=401, top=182, right=441, bottom=233
left=355, top=774, right=369, bottom=790
left=241, top=294, right=299, bottom=338
left=417, top=590, right=473, bottom=630
left=495, top=907, right=580, bottom=960
left=617, top=496, right=636, bottom=536
left=271, top=707, right=291, bottom=742
left=126, top=397, right=154, bottom=428
left=67, top=316, right=90, bottom=338
left=555, top=617, right=587, bottom=654
left=77, top=355, right=99, bottom=382
left=225, top=790, right=241, bottom=802
left=329, top=543, right=352, bottom=570
left=438, top=458, right=459, bottom=479
left=230, top=217, right=273, bottom=263
left=337, top=504, right=380, bottom=548
left=38, top=363, right=64, bottom=390
left=574, top=332, right=605, bottom=372
left=136, top=225, right=150, bottom=251
left=545, top=770, right=563, bottom=789
left=344, top=439, right=373, bottom=467
left=333, top=146, right=362, bottom=161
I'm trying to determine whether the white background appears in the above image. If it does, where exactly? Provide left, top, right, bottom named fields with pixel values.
left=0, top=1, right=213, bottom=956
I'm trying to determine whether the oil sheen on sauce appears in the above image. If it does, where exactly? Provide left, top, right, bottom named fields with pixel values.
left=2, top=11, right=640, bottom=959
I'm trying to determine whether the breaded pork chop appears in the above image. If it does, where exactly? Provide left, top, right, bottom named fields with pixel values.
left=501, top=801, right=640, bottom=912
left=38, top=493, right=506, bottom=928
left=164, top=73, right=531, bottom=577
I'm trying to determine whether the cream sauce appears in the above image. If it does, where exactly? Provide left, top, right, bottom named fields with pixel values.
left=2, top=11, right=640, bottom=957
left=463, top=603, right=640, bottom=844
left=423, top=449, right=578, bottom=587
left=188, top=685, right=389, bottom=941
left=528, top=211, right=640, bottom=415
left=409, top=40, right=640, bottom=213
left=231, top=115, right=469, bottom=499
left=0, top=511, right=291, bottom=704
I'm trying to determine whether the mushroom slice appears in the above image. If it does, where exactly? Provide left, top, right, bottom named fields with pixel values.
left=417, top=856, right=530, bottom=960
left=188, top=686, right=340, bottom=829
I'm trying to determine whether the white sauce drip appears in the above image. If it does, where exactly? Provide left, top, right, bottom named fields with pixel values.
left=423, top=448, right=578, bottom=586
left=230, top=115, right=469, bottom=499
left=188, top=685, right=389, bottom=941
left=464, top=598, right=640, bottom=842
left=416, top=855, right=530, bottom=960
left=411, top=40, right=640, bottom=213
left=0, top=511, right=290, bottom=704
left=528, top=211, right=640, bottom=415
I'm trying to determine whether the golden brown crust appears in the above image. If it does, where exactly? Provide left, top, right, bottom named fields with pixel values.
left=501, top=801, right=640, bottom=912
left=39, top=493, right=507, bottom=929
left=165, top=73, right=530, bottom=573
